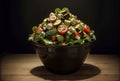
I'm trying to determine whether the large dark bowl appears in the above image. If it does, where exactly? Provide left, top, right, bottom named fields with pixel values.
left=34, top=43, right=91, bottom=74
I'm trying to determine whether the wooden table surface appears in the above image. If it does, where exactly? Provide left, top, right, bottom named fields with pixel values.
left=1, top=54, right=119, bottom=81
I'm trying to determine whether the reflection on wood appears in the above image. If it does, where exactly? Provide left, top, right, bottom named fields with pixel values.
left=1, top=54, right=120, bottom=81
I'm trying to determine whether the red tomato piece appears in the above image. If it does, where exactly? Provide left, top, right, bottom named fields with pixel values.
left=57, top=24, right=68, bottom=35
left=83, top=25, right=91, bottom=34
left=52, top=35, right=56, bottom=41
left=34, top=27, right=42, bottom=34
left=74, top=31, right=80, bottom=39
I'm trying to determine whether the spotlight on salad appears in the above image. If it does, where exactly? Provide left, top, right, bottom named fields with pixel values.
left=28, top=7, right=96, bottom=45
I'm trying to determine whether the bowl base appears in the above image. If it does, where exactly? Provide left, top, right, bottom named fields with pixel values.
left=45, top=66, right=80, bottom=74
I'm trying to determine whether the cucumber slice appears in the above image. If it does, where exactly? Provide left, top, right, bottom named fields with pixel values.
left=53, top=20, right=62, bottom=26
left=43, top=39, right=54, bottom=45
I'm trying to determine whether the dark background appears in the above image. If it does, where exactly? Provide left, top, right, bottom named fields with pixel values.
left=0, top=0, right=119, bottom=54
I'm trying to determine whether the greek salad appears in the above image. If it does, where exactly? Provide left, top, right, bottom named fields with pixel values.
left=28, top=8, right=96, bottom=45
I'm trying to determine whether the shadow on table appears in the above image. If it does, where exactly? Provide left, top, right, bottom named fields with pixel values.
left=30, top=63, right=101, bottom=80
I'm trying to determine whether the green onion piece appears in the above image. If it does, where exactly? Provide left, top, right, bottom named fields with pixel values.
left=64, top=20, right=71, bottom=26
left=55, top=8, right=61, bottom=14
left=62, top=7, right=70, bottom=13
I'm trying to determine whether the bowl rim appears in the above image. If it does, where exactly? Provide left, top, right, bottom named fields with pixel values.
left=32, top=42, right=91, bottom=48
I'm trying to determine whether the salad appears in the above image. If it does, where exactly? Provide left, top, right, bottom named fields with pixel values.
left=28, top=8, right=96, bottom=45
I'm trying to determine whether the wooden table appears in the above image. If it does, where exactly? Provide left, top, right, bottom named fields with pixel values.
left=1, top=54, right=119, bottom=81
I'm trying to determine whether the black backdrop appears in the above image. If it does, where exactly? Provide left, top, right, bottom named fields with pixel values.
left=1, top=0, right=119, bottom=54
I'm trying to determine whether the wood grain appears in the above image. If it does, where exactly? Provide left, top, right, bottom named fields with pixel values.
left=1, top=54, right=120, bottom=81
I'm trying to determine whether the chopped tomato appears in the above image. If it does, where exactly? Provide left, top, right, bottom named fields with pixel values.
left=69, top=26, right=80, bottom=39
left=57, top=24, right=68, bottom=35
left=34, top=27, right=42, bottom=34
left=52, top=35, right=56, bottom=41
left=74, top=31, right=80, bottom=39
left=83, top=25, right=91, bottom=34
